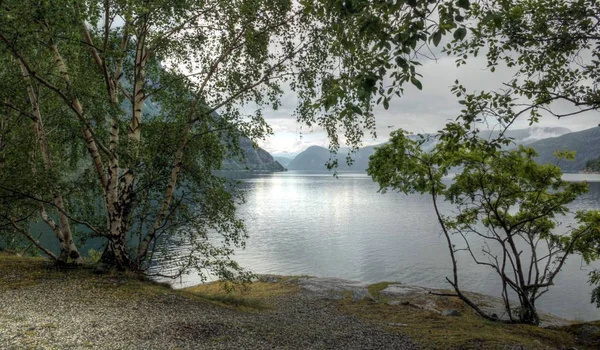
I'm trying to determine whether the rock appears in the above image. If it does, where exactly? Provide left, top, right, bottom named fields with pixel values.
left=298, top=277, right=369, bottom=293
left=386, top=300, right=410, bottom=306
left=381, top=284, right=429, bottom=297
left=413, top=301, right=442, bottom=314
left=388, top=323, right=408, bottom=327
left=296, top=277, right=379, bottom=302
left=93, top=263, right=108, bottom=274
left=401, top=301, right=410, bottom=306
left=351, top=289, right=373, bottom=302
left=441, top=309, right=461, bottom=317
left=263, top=276, right=279, bottom=283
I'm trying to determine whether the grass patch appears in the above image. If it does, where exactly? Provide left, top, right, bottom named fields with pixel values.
left=0, top=252, right=172, bottom=300
left=195, top=293, right=265, bottom=309
left=3, top=252, right=596, bottom=349
left=340, top=284, right=590, bottom=349
left=0, top=253, right=49, bottom=290
left=558, top=321, right=600, bottom=348
left=368, top=281, right=391, bottom=302
left=184, top=276, right=299, bottom=310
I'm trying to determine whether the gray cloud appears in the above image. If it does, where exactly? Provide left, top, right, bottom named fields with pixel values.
left=257, top=53, right=599, bottom=154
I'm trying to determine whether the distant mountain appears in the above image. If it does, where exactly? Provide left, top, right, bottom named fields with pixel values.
left=123, top=74, right=284, bottom=173
left=221, top=137, right=285, bottom=171
left=526, top=127, right=600, bottom=172
left=481, top=126, right=571, bottom=145
left=274, top=156, right=293, bottom=167
left=287, top=145, right=380, bottom=171
left=271, top=151, right=302, bottom=159
left=403, top=127, right=571, bottom=151
left=284, top=127, right=578, bottom=172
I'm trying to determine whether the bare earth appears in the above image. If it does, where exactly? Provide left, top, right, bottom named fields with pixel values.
left=2, top=256, right=596, bottom=350
left=0, top=265, right=417, bottom=349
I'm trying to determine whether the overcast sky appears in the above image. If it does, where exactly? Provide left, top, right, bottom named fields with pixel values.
left=252, top=53, right=600, bottom=156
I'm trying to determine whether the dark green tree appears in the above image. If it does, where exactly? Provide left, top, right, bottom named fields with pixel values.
left=440, top=0, right=600, bottom=309
left=368, top=131, right=600, bottom=324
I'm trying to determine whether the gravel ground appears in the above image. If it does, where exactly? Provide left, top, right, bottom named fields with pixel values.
left=0, top=268, right=418, bottom=349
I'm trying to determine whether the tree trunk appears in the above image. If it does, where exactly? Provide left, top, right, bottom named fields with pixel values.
left=519, top=305, right=540, bottom=325
left=19, top=60, right=83, bottom=264
left=100, top=234, right=133, bottom=271
left=0, top=104, right=6, bottom=168
left=54, top=196, right=83, bottom=264
left=518, top=295, right=540, bottom=325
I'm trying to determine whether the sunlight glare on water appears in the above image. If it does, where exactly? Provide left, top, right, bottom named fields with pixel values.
left=168, top=171, right=600, bottom=321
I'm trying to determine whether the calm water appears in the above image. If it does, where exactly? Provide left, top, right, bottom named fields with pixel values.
left=169, top=171, right=600, bottom=321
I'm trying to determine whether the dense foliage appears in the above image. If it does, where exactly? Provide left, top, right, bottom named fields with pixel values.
left=585, top=158, right=600, bottom=172
left=368, top=131, right=600, bottom=324
left=2, top=0, right=599, bottom=326
left=0, top=0, right=472, bottom=278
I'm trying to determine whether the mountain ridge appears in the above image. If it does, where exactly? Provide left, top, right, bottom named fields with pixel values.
left=284, top=126, right=596, bottom=172
left=526, top=126, right=600, bottom=171
left=221, top=137, right=285, bottom=171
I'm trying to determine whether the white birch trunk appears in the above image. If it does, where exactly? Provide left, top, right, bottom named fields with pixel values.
left=49, top=44, right=108, bottom=193
left=18, top=60, right=83, bottom=264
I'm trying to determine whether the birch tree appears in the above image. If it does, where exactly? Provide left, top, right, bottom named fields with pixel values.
left=0, top=51, right=85, bottom=263
left=0, top=0, right=468, bottom=275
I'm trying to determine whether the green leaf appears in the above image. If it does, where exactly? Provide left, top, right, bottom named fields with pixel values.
left=453, top=27, right=467, bottom=41
left=432, top=31, right=442, bottom=47
left=396, top=56, right=408, bottom=69
left=411, top=77, right=423, bottom=90
left=457, top=0, right=470, bottom=10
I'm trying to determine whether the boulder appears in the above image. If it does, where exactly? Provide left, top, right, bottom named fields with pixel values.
left=441, top=309, right=461, bottom=317
left=351, top=289, right=373, bottom=302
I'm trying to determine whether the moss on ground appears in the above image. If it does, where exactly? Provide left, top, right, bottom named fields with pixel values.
left=0, top=252, right=297, bottom=311
left=2, top=252, right=599, bottom=349
left=184, top=277, right=300, bottom=310
left=0, top=252, right=174, bottom=300
left=339, top=282, right=595, bottom=349
left=368, top=281, right=391, bottom=302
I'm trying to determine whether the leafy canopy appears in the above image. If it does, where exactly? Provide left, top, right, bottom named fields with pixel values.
left=368, top=130, right=600, bottom=324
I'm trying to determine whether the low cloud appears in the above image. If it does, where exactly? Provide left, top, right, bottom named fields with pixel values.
left=255, top=53, right=599, bottom=154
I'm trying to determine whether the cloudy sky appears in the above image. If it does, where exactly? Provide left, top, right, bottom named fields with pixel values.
left=251, top=53, right=600, bottom=157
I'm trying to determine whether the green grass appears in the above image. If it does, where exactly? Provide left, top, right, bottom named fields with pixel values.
left=0, top=252, right=173, bottom=299
left=184, top=277, right=299, bottom=310
left=0, top=252, right=298, bottom=311
left=368, top=281, right=391, bottom=302
left=339, top=282, right=596, bottom=350
left=2, top=252, right=599, bottom=349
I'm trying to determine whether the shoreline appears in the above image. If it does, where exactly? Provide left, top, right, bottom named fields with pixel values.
left=2, top=253, right=600, bottom=349
left=189, top=275, right=574, bottom=327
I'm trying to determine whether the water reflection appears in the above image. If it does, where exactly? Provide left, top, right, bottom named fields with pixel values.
left=169, top=171, right=600, bottom=321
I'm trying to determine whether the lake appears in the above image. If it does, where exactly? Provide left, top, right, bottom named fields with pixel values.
left=165, top=171, right=600, bottom=321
